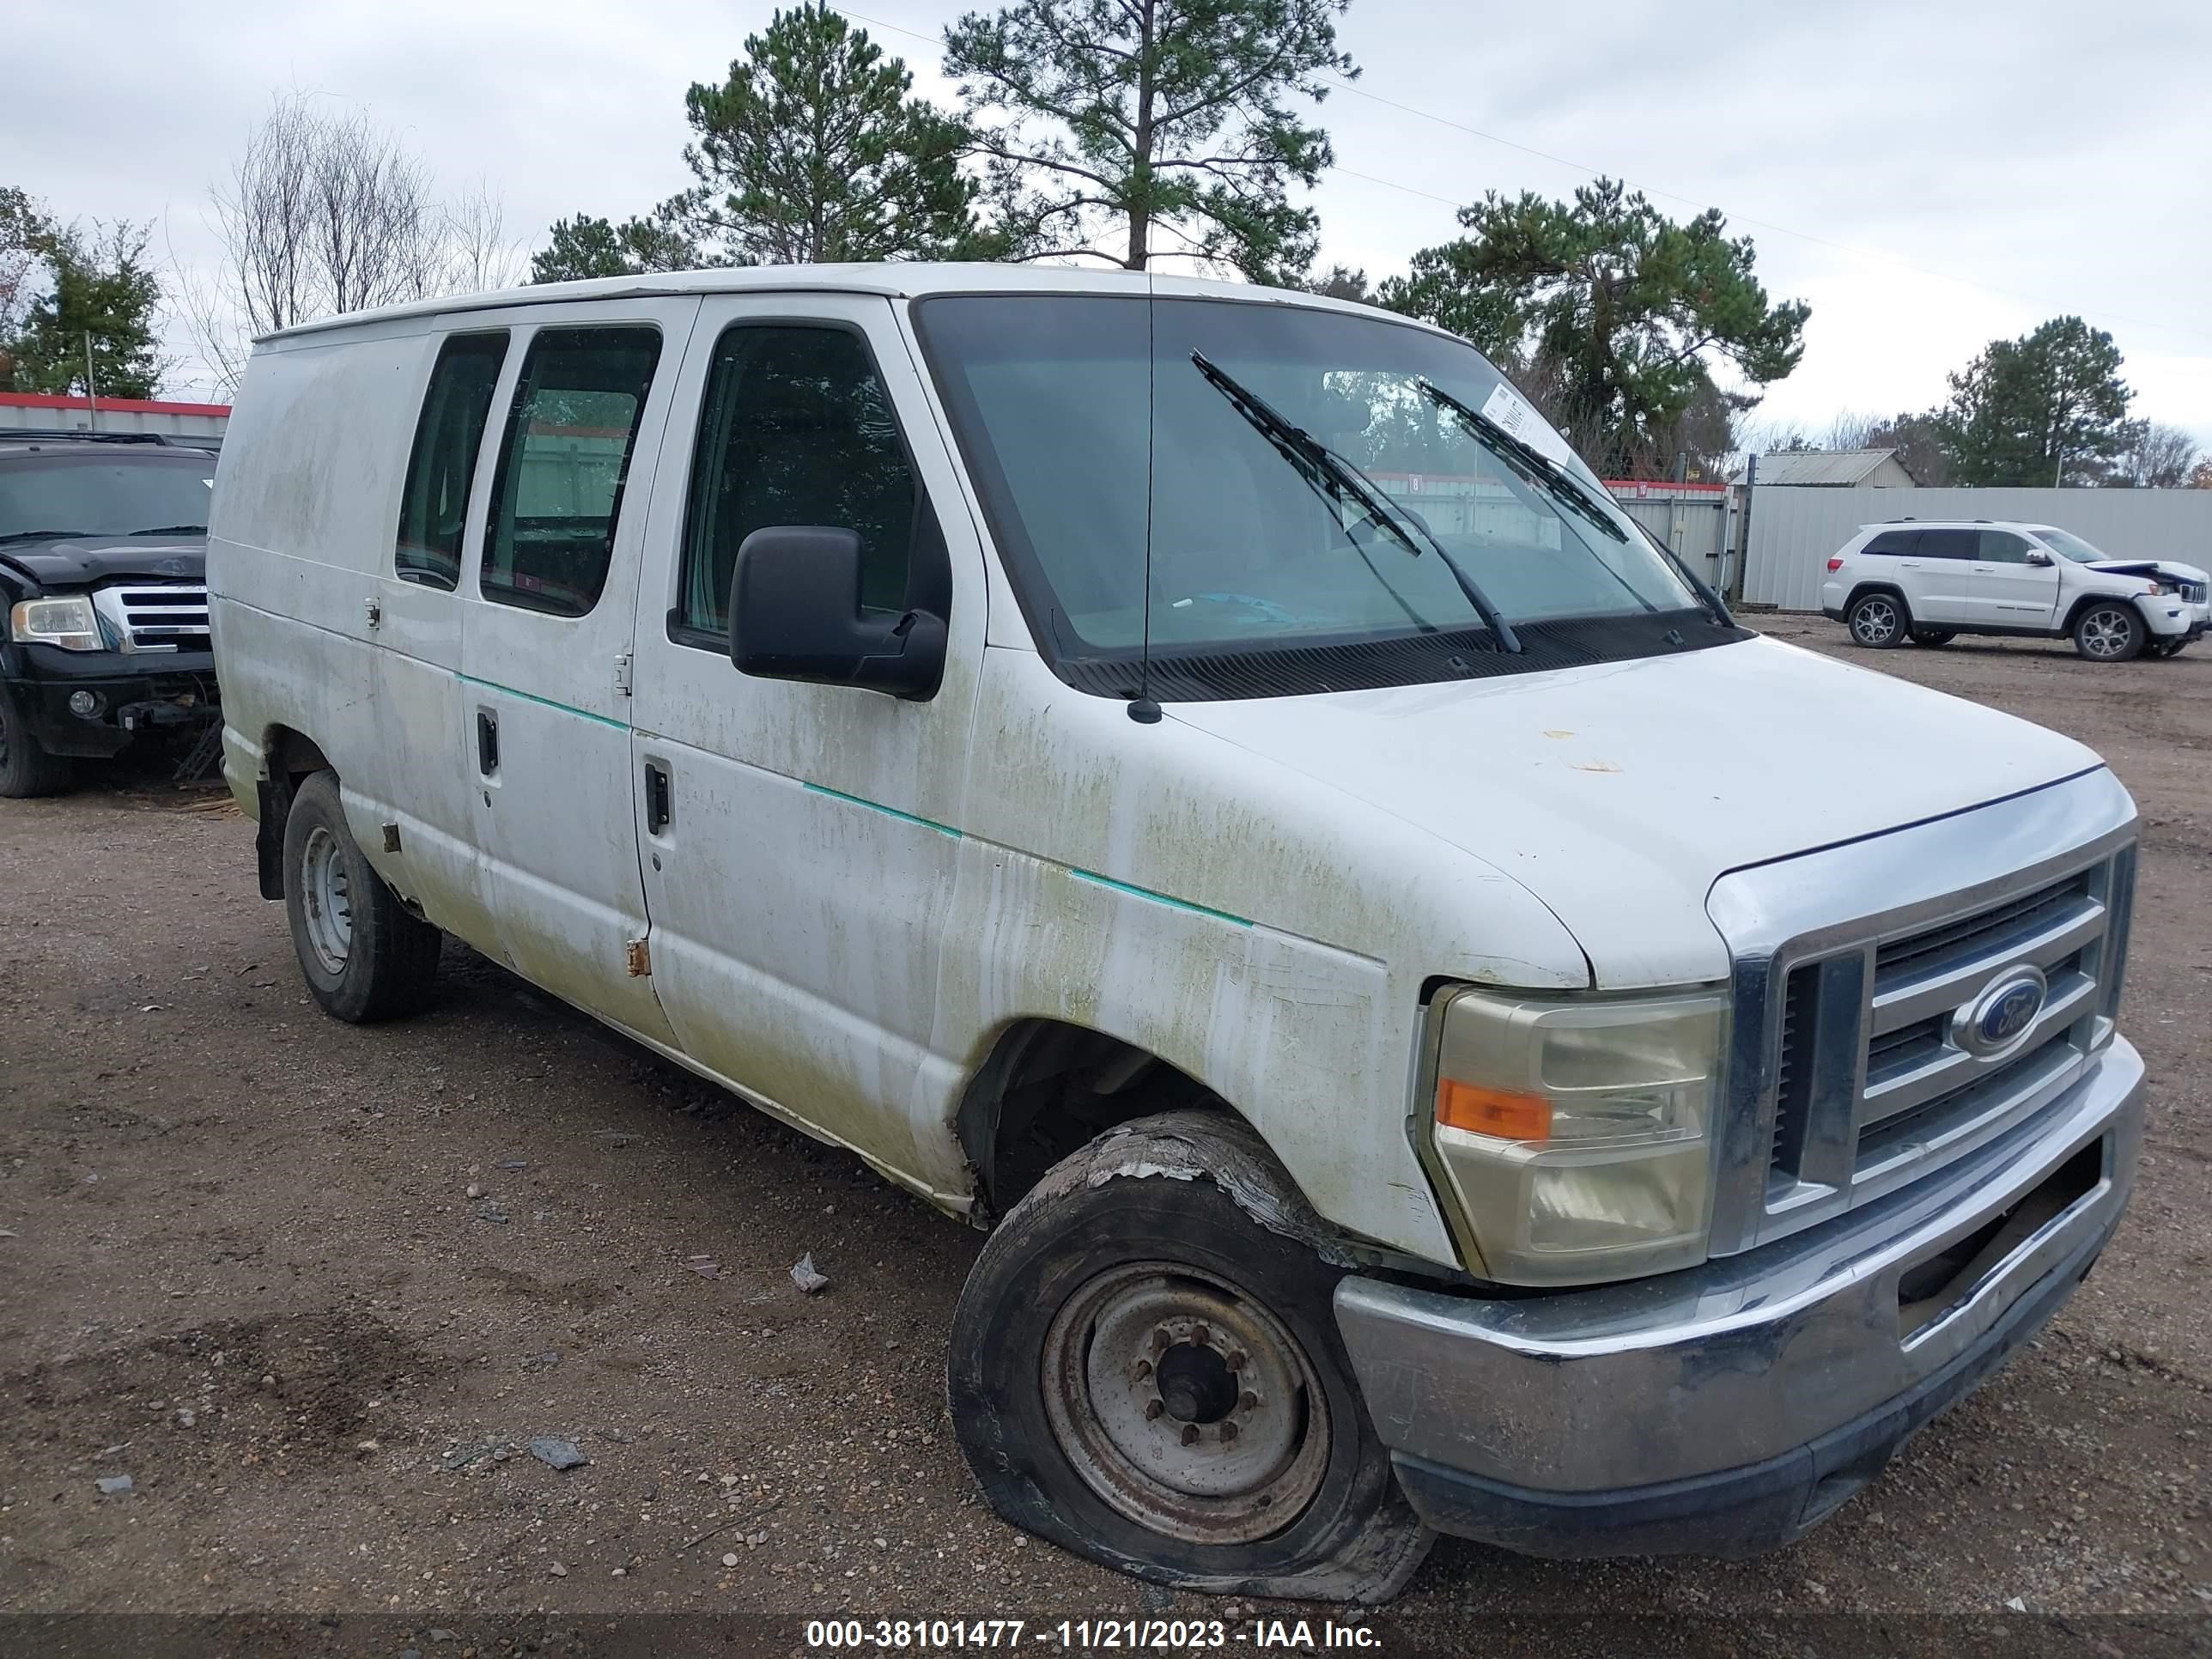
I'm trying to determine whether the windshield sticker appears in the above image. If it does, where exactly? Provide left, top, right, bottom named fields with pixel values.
left=1480, top=382, right=1578, bottom=472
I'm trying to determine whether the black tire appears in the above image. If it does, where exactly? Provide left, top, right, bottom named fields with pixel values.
left=0, top=690, right=76, bottom=799
left=2072, top=602, right=2144, bottom=663
left=1909, top=628, right=1956, bottom=647
left=948, top=1110, right=1432, bottom=1603
left=1845, top=591, right=1908, bottom=647
left=282, top=770, right=442, bottom=1021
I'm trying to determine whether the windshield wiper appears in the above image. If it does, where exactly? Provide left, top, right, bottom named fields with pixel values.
left=1417, top=378, right=1735, bottom=629
left=0, top=529, right=92, bottom=544
left=127, top=525, right=208, bottom=536
left=1414, top=380, right=1629, bottom=546
left=1189, top=352, right=1520, bottom=653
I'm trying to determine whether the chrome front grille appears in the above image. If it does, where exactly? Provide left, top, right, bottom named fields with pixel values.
left=90, top=581, right=210, bottom=653
left=1764, top=853, right=2124, bottom=1217
left=1705, top=769, right=2140, bottom=1257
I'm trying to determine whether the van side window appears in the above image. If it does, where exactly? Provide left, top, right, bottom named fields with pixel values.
left=676, top=325, right=918, bottom=641
left=395, top=331, right=507, bottom=589
left=481, top=326, right=662, bottom=618
left=1861, top=529, right=1918, bottom=556
left=1978, top=530, right=2031, bottom=562
left=1916, top=528, right=1978, bottom=561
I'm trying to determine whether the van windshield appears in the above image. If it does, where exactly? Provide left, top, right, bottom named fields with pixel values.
left=912, top=294, right=1738, bottom=698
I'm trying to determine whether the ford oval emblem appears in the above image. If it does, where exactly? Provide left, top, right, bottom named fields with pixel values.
left=1953, top=965, right=2048, bottom=1059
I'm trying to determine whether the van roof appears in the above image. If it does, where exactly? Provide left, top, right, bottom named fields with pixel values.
left=257, top=262, right=1434, bottom=347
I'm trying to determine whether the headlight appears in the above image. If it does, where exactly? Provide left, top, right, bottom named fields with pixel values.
left=1419, top=986, right=1728, bottom=1285
left=9, top=594, right=102, bottom=651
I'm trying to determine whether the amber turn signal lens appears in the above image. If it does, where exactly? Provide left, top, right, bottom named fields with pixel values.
left=1436, top=1079, right=1552, bottom=1142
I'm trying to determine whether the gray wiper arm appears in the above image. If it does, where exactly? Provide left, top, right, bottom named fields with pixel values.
left=1415, top=380, right=1630, bottom=545
left=1189, top=352, right=1520, bottom=653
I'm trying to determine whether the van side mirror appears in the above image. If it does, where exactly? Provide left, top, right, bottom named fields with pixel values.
left=728, top=526, right=946, bottom=700
left=2025, top=550, right=2054, bottom=566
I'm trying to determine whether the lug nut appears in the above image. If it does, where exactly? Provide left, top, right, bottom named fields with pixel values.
left=1144, top=1399, right=1164, bottom=1420
left=1227, top=1350, right=1248, bottom=1371
left=1180, top=1424, right=1200, bottom=1446
left=1134, top=1358, right=1153, bottom=1380
left=1152, top=1326, right=1172, bottom=1352
left=1220, top=1419, right=1239, bottom=1442
left=1240, top=1390, right=1259, bottom=1412
left=1192, top=1323, right=1211, bottom=1346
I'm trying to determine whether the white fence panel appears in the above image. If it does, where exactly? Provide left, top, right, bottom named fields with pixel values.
left=1744, top=486, right=2212, bottom=611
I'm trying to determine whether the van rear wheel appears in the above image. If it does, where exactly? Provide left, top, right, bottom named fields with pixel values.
left=1846, top=592, right=1907, bottom=647
left=2073, top=603, right=2144, bottom=662
left=947, top=1110, right=1431, bottom=1603
left=282, top=770, right=442, bottom=1021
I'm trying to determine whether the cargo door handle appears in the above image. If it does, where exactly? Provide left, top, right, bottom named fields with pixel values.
left=644, top=762, right=672, bottom=835
left=476, top=709, right=499, bottom=775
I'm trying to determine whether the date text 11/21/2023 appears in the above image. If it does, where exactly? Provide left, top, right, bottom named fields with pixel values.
left=802, top=1618, right=1383, bottom=1650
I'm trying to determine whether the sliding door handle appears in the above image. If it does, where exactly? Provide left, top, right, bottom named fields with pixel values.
left=644, top=762, right=672, bottom=835
left=476, top=709, right=499, bottom=775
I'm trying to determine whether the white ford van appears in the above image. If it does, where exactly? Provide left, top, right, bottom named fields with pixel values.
left=210, top=267, right=2145, bottom=1601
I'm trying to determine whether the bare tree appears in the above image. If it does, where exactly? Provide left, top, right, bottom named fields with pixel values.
left=181, top=94, right=516, bottom=393
left=2113, top=420, right=2200, bottom=489
left=1820, top=410, right=1880, bottom=451
left=441, top=180, right=529, bottom=295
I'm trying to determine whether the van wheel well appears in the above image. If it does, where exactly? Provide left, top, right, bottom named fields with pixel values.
left=254, top=726, right=333, bottom=901
left=957, top=1020, right=1222, bottom=1221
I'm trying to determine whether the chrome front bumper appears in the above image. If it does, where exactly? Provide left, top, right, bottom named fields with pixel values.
left=1334, top=1036, right=2143, bottom=1558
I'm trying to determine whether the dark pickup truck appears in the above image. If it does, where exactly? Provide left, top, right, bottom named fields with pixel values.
left=0, top=436, right=219, bottom=795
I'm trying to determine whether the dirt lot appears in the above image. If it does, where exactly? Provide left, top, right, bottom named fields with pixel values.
left=2, top=618, right=2208, bottom=1657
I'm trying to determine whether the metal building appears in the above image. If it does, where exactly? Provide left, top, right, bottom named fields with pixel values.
left=1749, top=448, right=1919, bottom=489
left=0, top=390, right=230, bottom=449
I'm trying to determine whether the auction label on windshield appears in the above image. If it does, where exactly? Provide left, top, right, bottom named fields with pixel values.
left=1478, top=381, right=1578, bottom=472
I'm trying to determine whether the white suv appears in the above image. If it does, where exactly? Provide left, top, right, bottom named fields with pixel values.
left=1821, top=520, right=2209, bottom=661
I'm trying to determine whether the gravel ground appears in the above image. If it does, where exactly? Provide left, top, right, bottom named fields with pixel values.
left=0, top=617, right=2208, bottom=1658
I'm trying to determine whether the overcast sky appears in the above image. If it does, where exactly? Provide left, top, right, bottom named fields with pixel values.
left=9, top=0, right=2209, bottom=448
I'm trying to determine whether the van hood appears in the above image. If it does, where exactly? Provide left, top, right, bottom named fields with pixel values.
left=0, top=535, right=205, bottom=591
left=1167, top=635, right=2104, bottom=989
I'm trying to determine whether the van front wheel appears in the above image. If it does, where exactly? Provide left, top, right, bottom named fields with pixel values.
left=282, top=770, right=442, bottom=1021
left=947, top=1111, right=1431, bottom=1603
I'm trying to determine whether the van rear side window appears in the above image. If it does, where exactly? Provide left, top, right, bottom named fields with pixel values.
left=481, top=326, right=661, bottom=618
left=395, top=331, right=507, bottom=589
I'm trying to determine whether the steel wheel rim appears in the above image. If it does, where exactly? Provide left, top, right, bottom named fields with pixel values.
left=1040, top=1261, right=1328, bottom=1546
left=1853, top=599, right=1898, bottom=643
left=2082, top=611, right=2131, bottom=657
left=300, top=825, right=354, bottom=975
